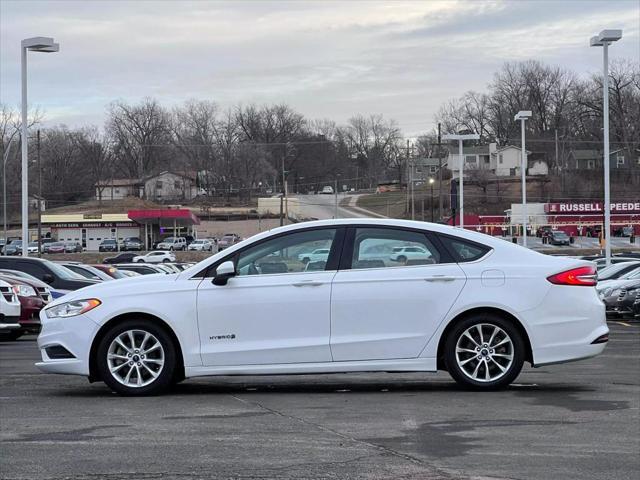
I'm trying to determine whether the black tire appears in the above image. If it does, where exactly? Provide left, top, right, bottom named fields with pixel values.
left=397, top=255, right=407, bottom=264
left=302, top=257, right=310, bottom=264
left=136, top=259, right=144, bottom=263
left=96, top=319, right=177, bottom=396
left=444, top=313, right=525, bottom=390
left=162, top=258, right=170, bottom=263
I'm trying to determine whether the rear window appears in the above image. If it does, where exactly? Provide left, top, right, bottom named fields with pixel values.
left=437, top=235, right=491, bottom=263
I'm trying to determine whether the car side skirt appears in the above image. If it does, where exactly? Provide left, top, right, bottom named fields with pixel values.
left=185, top=357, right=436, bottom=378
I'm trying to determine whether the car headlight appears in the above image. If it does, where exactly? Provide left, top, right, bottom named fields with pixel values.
left=600, top=288, right=612, bottom=298
left=46, top=298, right=101, bottom=318
left=12, top=285, right=37, bottom=297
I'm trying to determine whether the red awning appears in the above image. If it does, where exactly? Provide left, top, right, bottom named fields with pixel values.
left=127, top=209, right=200, bottom=226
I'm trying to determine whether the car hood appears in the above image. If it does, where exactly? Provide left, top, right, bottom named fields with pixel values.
left=45, top=272, right=180, bottom=308
left=597, top=278, right=640, bottom=292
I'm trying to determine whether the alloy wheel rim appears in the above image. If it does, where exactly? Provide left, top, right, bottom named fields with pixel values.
left=107, top=329, right=164, bottom=388
left=455, top=323, right=514, bottom=383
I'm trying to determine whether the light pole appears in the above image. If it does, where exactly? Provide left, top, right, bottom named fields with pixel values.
left=21, top=37, right=59, bottom=256
left=442, top=133, right=480, bottom=228
left=429, top=178, right=435, bottom=222
left=591, top=29, right=622, bottom=268
left=3, top=131, right=19, bottom=253
left=515, top=110, right=532, bottom=247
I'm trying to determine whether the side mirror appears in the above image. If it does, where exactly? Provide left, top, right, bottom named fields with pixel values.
left=42, top=273, right=55, bottom=285
left=212, top=261, right=236, bottom=286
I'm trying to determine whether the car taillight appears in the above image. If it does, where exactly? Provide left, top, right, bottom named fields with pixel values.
left=547, top=266, right=597, bottom=286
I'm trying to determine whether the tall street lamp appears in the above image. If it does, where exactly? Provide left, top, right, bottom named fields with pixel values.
left=442, top=133, right=480, bottom=228
left=21, top=36, right=59, bottom=256
left=590, top=29, right=622, bottom=268
left=514, top=110, right=532, bottom=247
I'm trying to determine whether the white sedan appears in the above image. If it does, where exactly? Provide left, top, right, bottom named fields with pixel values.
left=188, top=239, right=215, bottom=252
left=36, top=219, right=608, bottom=396
left=132, top=251, right=176, bottom=264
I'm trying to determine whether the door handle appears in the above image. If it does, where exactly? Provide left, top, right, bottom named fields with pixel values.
left=424, top=275, right=456, bottom=282
left=292, top=280, right=323, bottom=287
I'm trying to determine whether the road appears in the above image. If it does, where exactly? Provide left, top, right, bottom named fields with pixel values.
left=294, top=193, right=379, bottom=220
left=1, top=322, right=638, bottom=480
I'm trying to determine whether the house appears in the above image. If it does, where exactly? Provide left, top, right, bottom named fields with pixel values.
left=412, top=156, right=448, bottom=180
left=95, top=171, right=199, bottom=202
left=449, top=143, right=533, bottom=177
left=566, top=149, right=629, bottom=170
left=143, top=171, right=198, bottom=202
left=95, top=178, right=143, bottom=201
left=28, top=195, right=46, bottom=212
left=448, top=145, right=491, bottom=176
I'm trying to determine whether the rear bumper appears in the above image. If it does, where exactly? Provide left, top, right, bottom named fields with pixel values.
left=521, top=286, right=609, bottom=366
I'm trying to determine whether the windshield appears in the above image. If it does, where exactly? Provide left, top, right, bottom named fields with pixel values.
left=598, top=262, right=639, bottom=280
left=102, top=239, right=116, bottom=244
left=162, top=237, right=176, bottom=242
left=45, top=260, right=88, bottom=280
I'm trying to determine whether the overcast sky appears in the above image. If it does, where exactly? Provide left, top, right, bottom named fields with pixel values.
left=1, top=0, right=638, bottom=136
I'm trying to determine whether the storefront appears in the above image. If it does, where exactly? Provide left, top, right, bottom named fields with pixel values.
left=127, top=209, right=200, bottom=250
left=42, top=214, right=142, bottom=251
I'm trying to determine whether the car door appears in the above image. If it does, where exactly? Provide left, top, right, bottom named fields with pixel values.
left=330, top=226, right=467, bottom=361
left=196, top=227, right=344, bottom=366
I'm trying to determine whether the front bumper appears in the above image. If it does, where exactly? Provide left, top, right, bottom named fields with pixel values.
left=0, top=316, right=21, bottom=333
left=35, top=309, right=100, bottom=376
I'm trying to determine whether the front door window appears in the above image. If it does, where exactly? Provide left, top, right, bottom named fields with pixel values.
left=236, top=229, right=337, bottom=275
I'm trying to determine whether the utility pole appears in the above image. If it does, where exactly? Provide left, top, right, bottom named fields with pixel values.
left=37, top=129, right=42, bottom=257
left=405, top=139, right=409, bottom=213
left=334, top=178, right=338, bottom=218
left=437, top=123, right=443, bottom=221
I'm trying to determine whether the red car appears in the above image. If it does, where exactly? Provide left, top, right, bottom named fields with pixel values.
left=46, top=242, right=67, bottom=254
left=0, top=274, right=51, bottom=339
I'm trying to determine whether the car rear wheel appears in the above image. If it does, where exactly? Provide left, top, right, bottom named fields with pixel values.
left=397, top=255, right=407, bottom=264
left=96, top=320, right=176, bottom=396
left=444, top=314, right=524, bottom=390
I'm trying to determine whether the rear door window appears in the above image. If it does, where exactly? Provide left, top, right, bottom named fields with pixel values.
left=437, top=235, right=491, bottom=262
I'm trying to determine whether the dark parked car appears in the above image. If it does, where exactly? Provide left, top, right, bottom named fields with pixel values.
left=0, top=257, right=99, bottom=291
left=602, top=280, right=640, bottom=318
left=122, top=237, right=143, bottom=251
left=98, top=239, right=119, bottom=252
left=549, top=230, right=571, bottom=246
left=3, top=240, right=22, bottom=256
left=103, top=252, right=138, bottom=264
left=613, top=226, right=635, bottom=237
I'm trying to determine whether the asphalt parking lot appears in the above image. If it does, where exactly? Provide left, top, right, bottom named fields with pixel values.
left=1, top=323, right=638, bottom=480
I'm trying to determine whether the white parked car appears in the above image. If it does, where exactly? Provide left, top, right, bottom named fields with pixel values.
left=389, top=246, right=433, bottom=263
left=298, top=248, right=330, bottom=264
left=188, top=239, right=215, bottom=252
left=321, top=185, right=334, bottom=194
left=157, top=237, right=187, bottom=251
left=132, top=251, right=176, bottom=264
left=0, top=279, right=21, bottom=340
left=36, top=219, right=608, bottom=396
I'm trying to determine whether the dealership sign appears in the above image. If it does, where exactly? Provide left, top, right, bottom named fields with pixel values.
left=545, top=202, right=640, bottom=214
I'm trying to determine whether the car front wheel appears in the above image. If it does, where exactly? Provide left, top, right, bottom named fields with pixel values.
left=96, top=320, right=177, bottom=396
left=444, top=314, right=524, bottom=390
